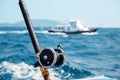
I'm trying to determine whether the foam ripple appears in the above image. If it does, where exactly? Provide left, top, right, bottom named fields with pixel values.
left=0, top=61, right=60, bottom=80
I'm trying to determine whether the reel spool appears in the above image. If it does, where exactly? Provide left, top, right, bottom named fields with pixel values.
left=38, top=46, right=66, bottom=68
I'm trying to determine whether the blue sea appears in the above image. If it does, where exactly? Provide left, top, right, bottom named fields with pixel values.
left=0, top=26, right=120, bottom=80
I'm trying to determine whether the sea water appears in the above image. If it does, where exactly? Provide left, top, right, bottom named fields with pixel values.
left=0, top=27, right=120, bottom=80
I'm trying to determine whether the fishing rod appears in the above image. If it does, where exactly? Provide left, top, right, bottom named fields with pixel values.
left=19, top=0, right=66, bottom=80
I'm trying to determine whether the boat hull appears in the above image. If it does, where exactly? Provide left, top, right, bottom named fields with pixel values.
left=48, top=28, right=98, bottom=34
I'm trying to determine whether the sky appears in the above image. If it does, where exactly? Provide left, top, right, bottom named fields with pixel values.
left=0, top=0, right=120, bottom=27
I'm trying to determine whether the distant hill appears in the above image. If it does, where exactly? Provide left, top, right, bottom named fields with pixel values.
left=0, top=19, right=63, bottom=27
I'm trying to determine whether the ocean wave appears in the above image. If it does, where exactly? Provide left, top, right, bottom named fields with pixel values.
left=0, top=30, right=68, bottom=37
left=0, top=61, right=117, bottom=80
left=0, top=30, right=28, bottom=34
left=81, top=32, right=98, bottom=35
left=0, top=28, right=119, bottom=80
left=0, top=31, right=7, bottom=34
left=0, top=61, right=60, bottom=80
left=55, top=64, right=94, bottom=79
left=71, top=75, right=117, bottom=80
left=39, top=30, right=68, bottom=37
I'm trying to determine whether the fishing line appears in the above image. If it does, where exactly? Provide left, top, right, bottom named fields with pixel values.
left=43, top=32, right=53, bottom=47
left=50, top=35, right=57, bottom=47
left=42, top=29, right=61, bottom=48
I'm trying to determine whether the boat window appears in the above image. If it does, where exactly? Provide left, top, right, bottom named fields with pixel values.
left=68, top=27, right=70, bottom=31
left=74, top=24, right=76, bottom=28
left=55, top=27, right=57, bottom=29
left=61, top=27, right=64, bottom=30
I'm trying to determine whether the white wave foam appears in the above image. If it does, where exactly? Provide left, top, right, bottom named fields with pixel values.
left=9, top=30, right=28, bottom=34
left=0, top=61, right=117, bottom=80
left=40, top=30, right=68, bottom=37
left=71, top=75, right=117, bottom=80
left=40, top=30, right=65, bottom=35
left=0, top=30, right=28, bottom=34
left=39, top=30, right=49, bottom=34
left=81, top=32, right=98, bottom=35
left=0, top=31, right=7, bottom=34
left=0, top=30, right=68, bottom=37
left=0, top=30, right=68, bottom=38
left=0, top=61, right=60, bottom=80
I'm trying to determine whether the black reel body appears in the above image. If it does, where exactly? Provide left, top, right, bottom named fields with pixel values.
left=38, top=48, right=66, bottom=68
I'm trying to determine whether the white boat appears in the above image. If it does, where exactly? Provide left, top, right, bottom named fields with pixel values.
left=48, top=20, right=98, bottom=34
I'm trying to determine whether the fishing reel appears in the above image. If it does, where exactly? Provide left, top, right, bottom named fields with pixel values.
left=34, top=45, right=66, bottom=68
